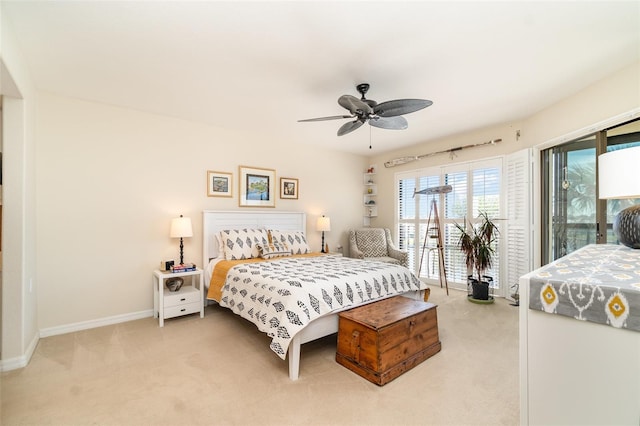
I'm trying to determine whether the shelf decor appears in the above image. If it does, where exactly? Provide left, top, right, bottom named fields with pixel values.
left=239, top=165, right=276, bottom=207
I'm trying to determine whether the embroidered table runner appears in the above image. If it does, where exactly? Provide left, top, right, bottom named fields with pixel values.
left=528, top=244, right=640, bottom=332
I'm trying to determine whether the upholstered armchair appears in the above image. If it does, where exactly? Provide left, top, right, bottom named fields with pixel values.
left=349, top=228, right=408, bottom=267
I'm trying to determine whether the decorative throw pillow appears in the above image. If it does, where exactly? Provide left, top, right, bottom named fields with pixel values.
left=220, top=229, right=269, bottom=260
left=355, top=228, right=388, bottom=258
left=269, top=230, right=311, bottom=255
left=257, top=242, right=292, bottom=259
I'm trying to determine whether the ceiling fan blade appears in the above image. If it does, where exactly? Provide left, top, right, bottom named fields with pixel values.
left=373, top=99, right=433, bottom=117
left=337, top=119, right=364, bottom=136
left=298, top=115, right=354, bottom=122
left=338, top=95, right=373, bottom=115
left=369, top=115, right=408, bottom=130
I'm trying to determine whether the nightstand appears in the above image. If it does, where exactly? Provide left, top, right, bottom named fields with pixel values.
left=153, top=268, right=204, bottom=327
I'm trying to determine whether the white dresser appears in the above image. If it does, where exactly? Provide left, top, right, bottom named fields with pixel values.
left=519, top=244, right=640, bottom=425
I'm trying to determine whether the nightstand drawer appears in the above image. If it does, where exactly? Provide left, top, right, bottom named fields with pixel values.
left=164, top=301, right=202, bottom=319
left=164, top=287, right=200, bottom=307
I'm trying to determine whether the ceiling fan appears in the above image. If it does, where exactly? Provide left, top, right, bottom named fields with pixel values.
left=298, top=83, right=432, bottom=136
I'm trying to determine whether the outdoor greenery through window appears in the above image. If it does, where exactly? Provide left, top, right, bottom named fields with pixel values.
left=397, top=158, right=503, bottom=291
left=542, top=119, right=640, bottom=264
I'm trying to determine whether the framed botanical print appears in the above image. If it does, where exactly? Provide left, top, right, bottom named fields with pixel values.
left=280, top=177, right=298, bottom=199
left=207, top=170, right=233, bottom=197
left=239, top=165, right=276, bottom=207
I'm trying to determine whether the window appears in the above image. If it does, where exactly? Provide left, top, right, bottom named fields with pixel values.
left=396, top=158, right=503, bottom=292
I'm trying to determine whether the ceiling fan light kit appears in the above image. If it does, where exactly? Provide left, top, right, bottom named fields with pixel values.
left=299, top=83, right=432, bottom=137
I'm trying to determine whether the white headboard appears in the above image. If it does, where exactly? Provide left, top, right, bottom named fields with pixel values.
left=202, top=210, right=307, bottom=262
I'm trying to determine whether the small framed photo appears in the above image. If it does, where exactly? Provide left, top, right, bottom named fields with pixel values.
left=239, top=165, right=276, bottom=207
left=207, top=171, right=233, bottom=197
left=280, top=177, right=299, bottom=199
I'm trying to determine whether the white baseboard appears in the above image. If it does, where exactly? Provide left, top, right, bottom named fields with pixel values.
left=39, top=309, right=154, bottom=338
left=2, top=310, right=154, bottom=371
left=0, top=331, right=39, bottom=372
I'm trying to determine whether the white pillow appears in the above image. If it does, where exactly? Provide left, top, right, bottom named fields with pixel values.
left=220, top=229, right=269, bottom=260
left=269, top=230, right=311, bottom=255
left=211, top=233, right=224, bottom=259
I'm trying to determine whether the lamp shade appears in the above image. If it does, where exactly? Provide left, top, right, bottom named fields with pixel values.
left=316, top=216, right=331, bottom=232
left=599, top=146, right=640, bottom=199
left=599, top=146, right=640, bottom=249
left=170, top=215, right=193, bottom=238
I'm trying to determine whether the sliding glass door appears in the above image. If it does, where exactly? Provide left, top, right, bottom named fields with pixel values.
left=542, top=136, right=597, bottom=262
left=542, top=119, right=640, bottom=264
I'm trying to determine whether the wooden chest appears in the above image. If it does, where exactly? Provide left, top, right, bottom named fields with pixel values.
left=336, top=296, right=441, bottom=385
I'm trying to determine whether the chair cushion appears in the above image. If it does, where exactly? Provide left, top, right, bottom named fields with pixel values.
left=364, top=256, right=401, bottom=265
left=355, top=228, right=388, bottom=258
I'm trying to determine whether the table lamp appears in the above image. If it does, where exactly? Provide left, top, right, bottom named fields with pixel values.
left=170, top=215, right=193, bottom=264
left=316, top=215, right=331, bottom=253
left=598, top=146, right=640, bottom=248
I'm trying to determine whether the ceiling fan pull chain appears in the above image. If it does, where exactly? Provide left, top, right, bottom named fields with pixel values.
left=369, top=125, right=372, bottom=149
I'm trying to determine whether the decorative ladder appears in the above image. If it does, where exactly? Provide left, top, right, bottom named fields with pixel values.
left=418, top=199, right=449, bottom=295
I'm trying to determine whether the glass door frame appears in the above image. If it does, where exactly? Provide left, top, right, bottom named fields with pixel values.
left=541, top=120, right=640, bottom=265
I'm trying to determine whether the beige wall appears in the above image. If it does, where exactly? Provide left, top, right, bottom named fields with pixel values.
left=35, top=92, right=367, bottom=329
left=524, top=62, right=640, bottom=147
left=367, top=61, right=640, bottom=230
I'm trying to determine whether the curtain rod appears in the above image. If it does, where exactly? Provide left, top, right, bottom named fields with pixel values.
left=384, top=138, right=502, bottom=168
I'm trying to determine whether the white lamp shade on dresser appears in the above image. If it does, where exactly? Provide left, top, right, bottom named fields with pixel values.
left=598, top=146, right=640, bottom=248
left=599, top=146, right=640, bottom=199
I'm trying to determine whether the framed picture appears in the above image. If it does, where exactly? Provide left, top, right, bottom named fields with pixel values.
left=239, top=165, right=276, bottom=207
left=207, top=170, right=233, bottom=197
left=280, top=177, right=299, bottom=199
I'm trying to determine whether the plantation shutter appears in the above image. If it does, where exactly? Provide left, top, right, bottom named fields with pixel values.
left=472, top=166, right=502, bottom=290
left=443, top=171, right=468, bottom=284
left=505, top=148, right=533, bottom=299
left=397, top=176, right=417, bottom=269
left=396, top=157, right=506, bottom=291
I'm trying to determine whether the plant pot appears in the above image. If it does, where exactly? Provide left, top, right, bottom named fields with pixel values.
left=468, top=277, right=491, bottom=300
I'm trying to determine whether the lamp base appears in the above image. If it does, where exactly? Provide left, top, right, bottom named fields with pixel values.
left=614, top=204, right=640, bottom=249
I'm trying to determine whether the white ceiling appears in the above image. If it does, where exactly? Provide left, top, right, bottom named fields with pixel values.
left=3, top=1, right=639, bottom=155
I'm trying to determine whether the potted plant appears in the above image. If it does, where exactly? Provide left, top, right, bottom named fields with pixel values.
left=455, top=212, right=499, bottom=301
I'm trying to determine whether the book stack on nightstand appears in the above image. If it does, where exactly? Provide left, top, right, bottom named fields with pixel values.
left=170, top=262, right=196, bottom=273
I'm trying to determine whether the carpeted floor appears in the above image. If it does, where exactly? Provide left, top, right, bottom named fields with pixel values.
left=1, top=286, right=519, bottom=425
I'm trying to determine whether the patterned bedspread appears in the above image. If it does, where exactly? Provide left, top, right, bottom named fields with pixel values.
left=219, top=255, right=425, bottom=359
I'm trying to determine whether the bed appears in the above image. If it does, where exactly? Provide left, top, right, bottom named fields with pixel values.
left=202, top=210, right=428, bottom=380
